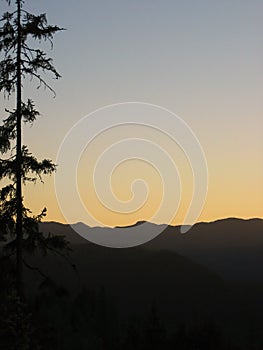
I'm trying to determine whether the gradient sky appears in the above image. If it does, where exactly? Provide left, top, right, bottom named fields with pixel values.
left=1, top=0, right=262, bottom=226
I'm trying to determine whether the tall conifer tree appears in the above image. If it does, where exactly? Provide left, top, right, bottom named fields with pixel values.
left=0, top=0, right=69, bottom=296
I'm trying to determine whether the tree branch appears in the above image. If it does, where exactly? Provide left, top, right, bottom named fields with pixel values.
left=22, top=257, right=48, bottom=280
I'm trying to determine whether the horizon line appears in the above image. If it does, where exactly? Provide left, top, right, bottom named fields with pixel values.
left=41, top=216, right=263, bottom=229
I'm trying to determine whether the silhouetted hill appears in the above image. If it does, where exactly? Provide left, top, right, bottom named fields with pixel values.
left=26, top=245, right=223, bottom=319
left=24, top=218, right=263, bottom=347
left=40, top=218, right=263, bottom=281
left=147, top=218, right=263, bottom=281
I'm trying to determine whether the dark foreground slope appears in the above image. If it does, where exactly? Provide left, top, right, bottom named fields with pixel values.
left=25, top=244, right=263, bottom=349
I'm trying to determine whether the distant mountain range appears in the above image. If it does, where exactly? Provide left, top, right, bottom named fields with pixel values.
left=20, top=217, right=263, bottom=344
left=40, top=218, right=263, bottom=282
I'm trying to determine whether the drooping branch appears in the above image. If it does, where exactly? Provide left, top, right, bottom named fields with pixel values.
left=0, top=56, right=17, bottom=93
left=21, top=62, right=57, bottom=95
left=22, top=257, right=48, bottom=280
left=21, top=146, right=57, bottom=183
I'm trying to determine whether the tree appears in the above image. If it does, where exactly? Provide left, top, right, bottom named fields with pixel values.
left=0, top=0, right=69, bottom=297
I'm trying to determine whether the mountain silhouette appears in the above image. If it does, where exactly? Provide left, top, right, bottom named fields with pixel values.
left=21, top=217, right=263, bottom=347
left=40, top=218, right=263, bottom=281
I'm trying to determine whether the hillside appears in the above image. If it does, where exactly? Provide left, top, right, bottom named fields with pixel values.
left=40, top=218, right=263, bottom=281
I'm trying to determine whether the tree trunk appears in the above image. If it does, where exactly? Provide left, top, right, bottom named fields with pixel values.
left=15, top=0, right=23, bottom=297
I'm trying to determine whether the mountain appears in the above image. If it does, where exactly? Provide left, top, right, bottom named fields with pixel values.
left=26, top=244, right=224, bottom=319
left=40, top=218, right=263, bottom=282
left=26, top=218, right=263, bottom=346
left=146, top=218, right=263, bottom=281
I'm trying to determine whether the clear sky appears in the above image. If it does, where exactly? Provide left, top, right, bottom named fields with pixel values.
left=1, top=0, right=262, bottom=226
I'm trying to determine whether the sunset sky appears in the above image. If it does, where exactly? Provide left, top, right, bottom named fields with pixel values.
left=1, top=0, right=262, bottom=227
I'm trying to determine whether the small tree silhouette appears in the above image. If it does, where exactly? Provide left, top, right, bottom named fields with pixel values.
left=0, top=0, right=69, bottom=298
left=143, top=301, right=166, bottom=349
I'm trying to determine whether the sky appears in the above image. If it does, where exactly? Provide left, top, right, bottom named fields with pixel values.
left=1, top=0, right=263, bottom=227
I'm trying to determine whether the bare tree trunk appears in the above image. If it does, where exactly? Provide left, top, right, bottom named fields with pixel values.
left=15, top=0, right=23, bottom=297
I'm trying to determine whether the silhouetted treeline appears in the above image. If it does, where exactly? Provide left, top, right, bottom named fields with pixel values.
left=0, top=261, right=262, bottom=350
left=1, top=238, right=263, bottom=349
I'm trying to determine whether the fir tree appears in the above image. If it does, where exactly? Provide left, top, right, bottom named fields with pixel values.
left=0, top=0, right=69, bottom=297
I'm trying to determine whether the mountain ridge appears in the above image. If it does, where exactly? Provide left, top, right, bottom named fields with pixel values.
left=42, top=216, right=263, bottom=229
left=40, top=217, right=263, bottom=282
